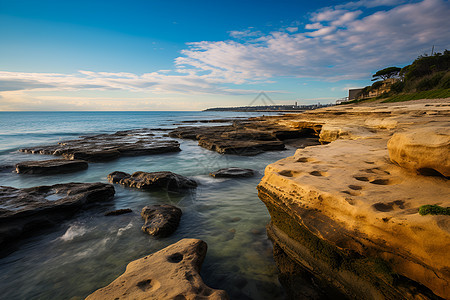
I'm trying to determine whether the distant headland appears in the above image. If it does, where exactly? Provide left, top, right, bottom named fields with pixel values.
left=204, top=102, right=334, bottom=112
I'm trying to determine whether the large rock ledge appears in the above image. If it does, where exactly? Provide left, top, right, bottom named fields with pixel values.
left=169, top=120, right=320, bottom=155
left=86, top=239, right=228, bottom=300
left=19, top=129, right=180, bottom=162
left=257, top=99, right=450, bottom=299
left=0, top=182, right=115, bottom=255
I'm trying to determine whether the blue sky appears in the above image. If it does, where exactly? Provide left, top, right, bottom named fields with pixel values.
left=1, top=0, right=449, bottom=110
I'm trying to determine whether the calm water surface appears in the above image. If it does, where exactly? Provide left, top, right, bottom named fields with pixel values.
left=0, top=111, right=293, bottom=299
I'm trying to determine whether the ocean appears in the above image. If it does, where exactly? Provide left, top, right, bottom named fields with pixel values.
left=0, top=111, right=296, bottom=299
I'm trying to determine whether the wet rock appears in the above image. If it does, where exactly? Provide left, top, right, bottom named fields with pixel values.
left=108, top=171, right=197, bottom=192
left=19, top=129, right=181, bottom=162
left=168, top=122, right=311, bottom=156
left=15, top=159, right=88, bottom=174
left=0, top=182, right=115, bottom=255
left=104, top=208, right=132, bottom=216
left=141, top=204, right=182, bottom=237
left=210, top=167, right=255, bottom=178
left=86, top=239, right=228, bottom=300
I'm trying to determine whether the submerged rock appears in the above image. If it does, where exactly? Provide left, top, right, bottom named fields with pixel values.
left=0, top=182, right=115, bottom=256
left=15, top=159, right=88, bottom=174
left=19, top=129, right=180, bottom=162
left=108, top=171, right=197, bottom=192
left=86, top=239, right=228, bottom=300
left=210, top=167, right=255, bottom=178
left=141, top=204, right=182, bottom=237
left=104, top=208, right=132, bottom=216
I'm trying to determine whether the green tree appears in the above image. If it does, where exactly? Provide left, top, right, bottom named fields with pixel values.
left=372, top=67, right=401, bottom=81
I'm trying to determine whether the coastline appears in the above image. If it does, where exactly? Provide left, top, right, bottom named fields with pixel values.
left=0, top=99, right=448, bottom=299
left=255, top=98, right=450, bottom=299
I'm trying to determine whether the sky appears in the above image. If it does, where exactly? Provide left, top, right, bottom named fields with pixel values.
left=0, top=0, right=449, bottom=111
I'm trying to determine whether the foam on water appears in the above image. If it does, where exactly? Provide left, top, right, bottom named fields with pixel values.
left=60, top=225, right=87, bottom=241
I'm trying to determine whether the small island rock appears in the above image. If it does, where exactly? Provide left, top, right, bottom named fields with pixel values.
left=108, top=171, right=197, bottom=192
left=210, top=167, right=255, bottom=178
left=141, top=204, right=182, bottom=237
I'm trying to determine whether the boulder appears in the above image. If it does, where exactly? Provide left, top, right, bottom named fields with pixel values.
left=141, top=204, right=182, bottom=237
left=86, top=239, right=228, bottom=300
left=19, top=129, right=180, bottom=162
left=108, top=171, right=197, bottom=192
left=0, top=182, right=115, bottom=256
left=388, top=127, right=450, bottom=177
left=210, top=167, right=255, bottom=178
left=15, top=159, right=88, bottom=174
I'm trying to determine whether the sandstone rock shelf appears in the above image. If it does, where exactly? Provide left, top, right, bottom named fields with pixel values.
left=256, top=98, right=450, bottom=299
left=86, top=239, right=228, bottom=300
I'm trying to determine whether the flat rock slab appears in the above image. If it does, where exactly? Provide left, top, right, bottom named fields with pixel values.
left=19, top=129, right=180, bottom=162
left=15, top=159, right=88, bottom=175
left=210, top=167, right=255, bottom=178
left=0, top=182, right=115, bottom=254
left=141, top=204, right=182, bottom=237
left=108, top=171, right=197, bottom=192
left=86, top=238, right=228, bottom=300
left=169, top=121, right=317, bottom=156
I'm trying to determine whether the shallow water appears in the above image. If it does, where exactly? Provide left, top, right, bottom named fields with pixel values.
left=0, top=111, right=293, bottom=299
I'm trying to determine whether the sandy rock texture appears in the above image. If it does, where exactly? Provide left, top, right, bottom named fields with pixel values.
left=86, top=238, right=228, bottom=300
left=257, top=98, right=450, bottom=299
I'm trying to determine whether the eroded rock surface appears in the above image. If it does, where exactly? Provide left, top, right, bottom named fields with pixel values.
left=19, top=129, right=180, bottom=162
left=141, top=204, right=182, bottom=237
left=257, top=98, right=450, bottom=299
left=108, top=171, right=197, bottom=192
left=0, top=182, right=115, bottom=255
left=15, top=159, right=88, bottom=174
left=210, top=167, right=255, bottom=178
left=86, top=238, right=228, bottom=300
left=169, top=120, right=319, bottom=155
left=388, top=127, right=450, bottom=177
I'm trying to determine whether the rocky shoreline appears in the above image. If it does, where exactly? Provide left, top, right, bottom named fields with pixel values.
left=256, top=99, right=449, bottom=299
left=1, top=98, right=448, bottom=299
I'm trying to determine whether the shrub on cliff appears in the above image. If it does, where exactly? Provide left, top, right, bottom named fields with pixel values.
left=419, top=205, right=450, bottom=216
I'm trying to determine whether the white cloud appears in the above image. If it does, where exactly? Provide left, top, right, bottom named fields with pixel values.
left=176, top=0, right=450, bottom=81
left=1, top=0, right=448, bottom=110
left=286, top=27, right=298, bottom=33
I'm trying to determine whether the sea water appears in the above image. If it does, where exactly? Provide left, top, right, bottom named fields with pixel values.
left=0, top=111, right=297, bottom=299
